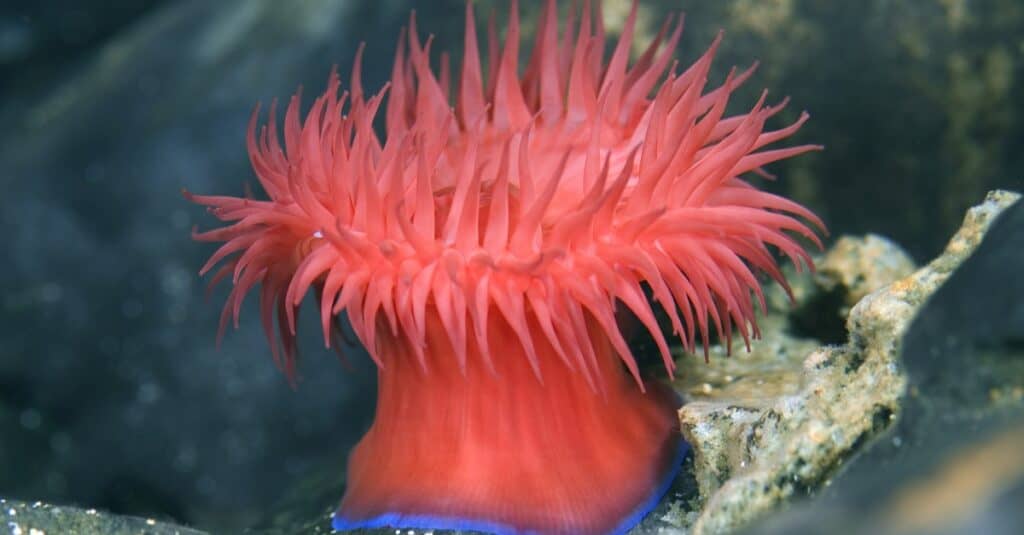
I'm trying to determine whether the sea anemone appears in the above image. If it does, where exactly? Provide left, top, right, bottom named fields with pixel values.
left=187, top=1, right=825, bottom=533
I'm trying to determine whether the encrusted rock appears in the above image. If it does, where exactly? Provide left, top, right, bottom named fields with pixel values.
left=750, top=191, right=1024, bottom=535
left=817, top=234, right=916, bottom=308
left=0, top=498, right=205, bottom=535
left=672, top=190, right=1021, bottom=535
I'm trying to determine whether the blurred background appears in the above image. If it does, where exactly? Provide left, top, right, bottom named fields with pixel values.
left=0, top=0, right=1021, bottom=532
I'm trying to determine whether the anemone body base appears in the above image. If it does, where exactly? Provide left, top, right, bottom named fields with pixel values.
left=333, top=308, right=683, bottom=535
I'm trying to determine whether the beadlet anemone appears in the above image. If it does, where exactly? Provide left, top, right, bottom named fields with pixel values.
left=187, top=1, right=825, bottom=533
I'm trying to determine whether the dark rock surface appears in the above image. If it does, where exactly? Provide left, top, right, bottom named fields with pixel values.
left=749, top=198, right=1024, bottom=535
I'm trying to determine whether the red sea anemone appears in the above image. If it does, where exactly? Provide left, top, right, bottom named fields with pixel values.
left=187, top=1, right=825, bottom=533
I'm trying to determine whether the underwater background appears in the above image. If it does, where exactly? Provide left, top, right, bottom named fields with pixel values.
left=1, top=0, right=1022, bottom=533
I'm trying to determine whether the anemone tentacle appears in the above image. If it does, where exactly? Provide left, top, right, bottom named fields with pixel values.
left=190, top=0, right=824, bottom=389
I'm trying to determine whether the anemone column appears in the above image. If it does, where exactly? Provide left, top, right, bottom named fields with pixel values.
left=336, top=308, right=683, bottom=534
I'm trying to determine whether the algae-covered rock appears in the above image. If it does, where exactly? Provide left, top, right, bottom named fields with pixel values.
left=673, top=190, right=1021, bottom=535
left=752, top=191, right=1024, bottom=535
left=0, top=498, right=206, bottom=535
left=817, top=235, right=916, bottom=309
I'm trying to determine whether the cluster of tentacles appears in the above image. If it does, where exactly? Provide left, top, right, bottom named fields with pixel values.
left=188, top=0, right=825, bottom=387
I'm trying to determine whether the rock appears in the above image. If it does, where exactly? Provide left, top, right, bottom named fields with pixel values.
left=787, top=234, right=918, bottom=345
left=749, top=190, right=1024, bottom=535
left=0, top=498, right=206, bottom=535
left=672, top=190, right=1021, bottom=535
left=817, top=235, right=917, bottom=309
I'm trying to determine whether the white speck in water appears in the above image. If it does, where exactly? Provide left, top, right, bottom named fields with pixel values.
left=9, top=522, right=22, bottom=535
left=171, top=209, right=190, bottom=230
left=146, top=519, right=156, bottom=526
left=86, top=508, right=96, bottom=515
left=160, top=265, right=190, bottom=296
left=19, top=409, right=42, bottom=430
left=39, top=283, right=63, bottom=304
left=313, top=230, right=324, bottom=238
left=7, top=508, right=15, bottom=516
left=49, top=432, right=72, bottom=456
left=137, top=383, right=161, bottom=404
